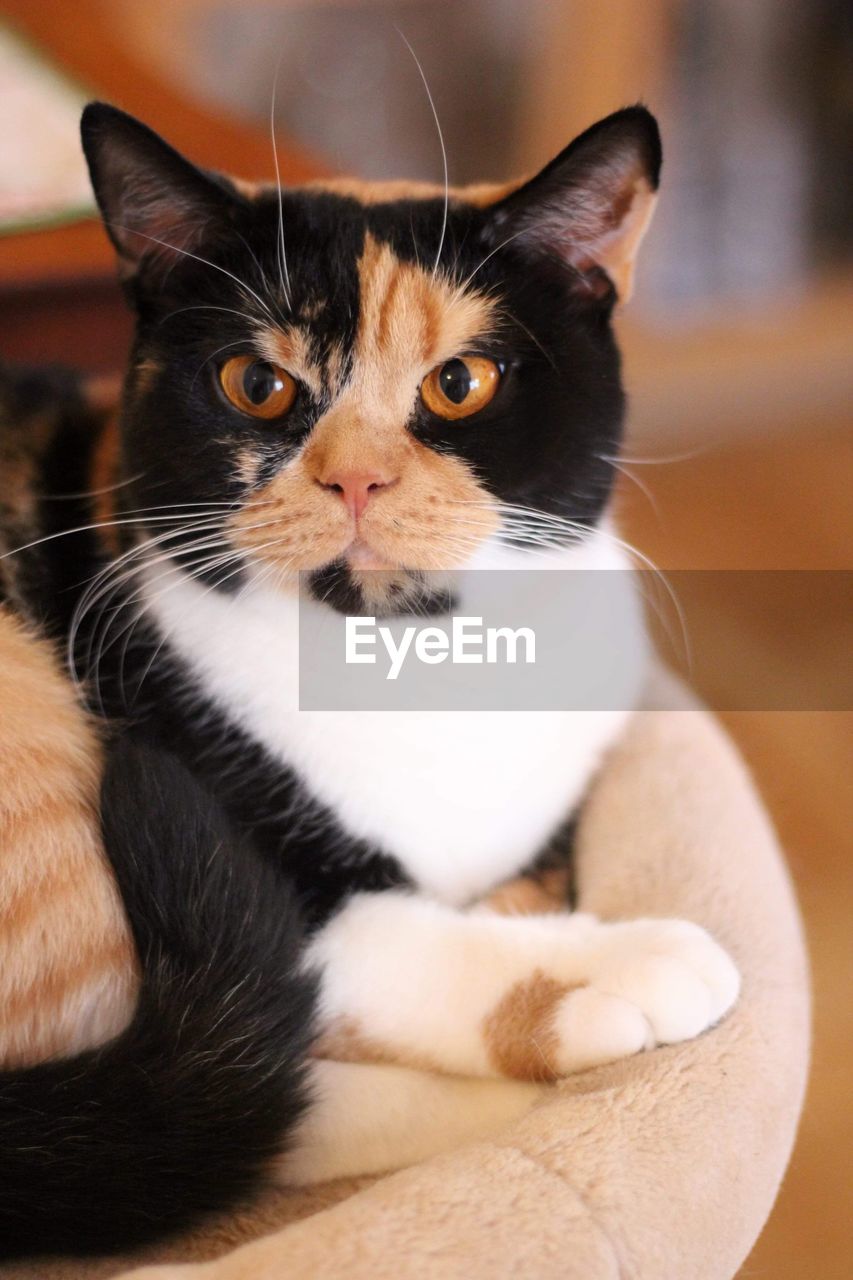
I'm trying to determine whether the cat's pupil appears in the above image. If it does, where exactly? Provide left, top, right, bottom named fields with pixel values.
left=439, top=359, right=472, bottom=405
left=242, top=361, right=280, bottom=405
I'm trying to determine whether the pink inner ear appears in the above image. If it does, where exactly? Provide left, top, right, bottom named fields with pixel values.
left=104, top=160, right=211, bottom=275
left=112, top=176, right=208, bottom=272
left=547, top=167, right=658, bottom=303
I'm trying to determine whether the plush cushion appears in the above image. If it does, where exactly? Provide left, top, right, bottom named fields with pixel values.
left=4, top=671, right=809, bottom=1280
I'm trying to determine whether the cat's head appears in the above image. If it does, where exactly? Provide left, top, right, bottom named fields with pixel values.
left=82, top=102, right=660, bottom=613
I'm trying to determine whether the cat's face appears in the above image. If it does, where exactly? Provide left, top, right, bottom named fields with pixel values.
left=83, top=104, right=660, bottom=612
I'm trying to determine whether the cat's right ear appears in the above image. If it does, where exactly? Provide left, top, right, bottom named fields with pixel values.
left=81, top=103, right=242, bottom=282
left=484, top=106, right=662, bottom=304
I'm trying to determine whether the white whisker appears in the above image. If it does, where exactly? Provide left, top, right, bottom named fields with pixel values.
left=88, top=542, right=240, bottom=710
left=70, top=523, right=233, bottom=690
left=396, top=27, right=448, bottom=279
left=602, top=446, right=707, bottom=466
left=269, top=51, right=292, bottom=308
left=107, top=222, right=275, bottom=323
left=607, top=456, right=660, bottom=519
left=458, top=226, right=530, bottom=293
left=190, top=339, right=254, bottom=389
left=41, top=472, right=146, bottom=502
left=2, top=510, right=236, bottom=562
left=158, top=303, right=268, bottom=331
left=127, top=535, right=299, bottom=705
left=68, top=514, right=285, bottom=702
left=446, top=497, right=691, bottom=668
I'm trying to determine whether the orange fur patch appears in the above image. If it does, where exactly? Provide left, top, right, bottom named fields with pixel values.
left=0, top=609, right=137, bottom=1067
left=482, top=867, right=572, bottom=917
left=82, top=372, right=122, bottom=415
left=131, top=357, right=161, bottom=398
left=89, top=409, right=122, bottom=549
left=482, top=970, right=581, bottom=1082
left=256, top=326, right=325, bottom=399
left=231, top=169, right=519, bottom=210
left=301, top=175, right=519, bottom=209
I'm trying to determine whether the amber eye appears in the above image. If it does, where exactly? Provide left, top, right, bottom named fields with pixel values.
left=420, top=356, right=502, bottom=421
left=218, top=356, right=297, bottom=420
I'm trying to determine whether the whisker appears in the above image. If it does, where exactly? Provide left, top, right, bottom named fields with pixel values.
left=269, top=51, right=292, bottom=309
left=233, top=229, right=281, bottom=324
left=500, top=307, right=560, bottom=375
left=74, top=514, right=281, bottom=618
left=105, top=222, right=275, bottom=323
left=501, top=511, right=692, bottom=669
left=127, top=536, right=299, bottom=705
left=68, top=515, right=285, bottom=694
left=70, top=524, right=234, bottom=685
left=87, top=543, right=238, bottom=711
left=157, top=303, right=267, bottom=331
left=105, top=546, right=254, bottom=705
left=445, top=497, right=691, bottom=666
left=607, top=456, right=661, bottom=519
left=41, top=472, right=146, bottom=502
left=190, top=339, right=254, bottom=390
left=112, top=501, right=261, bottom=515
left=4, top=499, right=279, bottom=563
left=396, top=27, right=448, bottom=279
left=458, top=226, right=530, bottom=293
left=603, top=446, right=708, bottom=467
left=76, top=527, right=277, bottom=710
left=408, top=210, right=423, bottom=271
left=1, top=510, right=238, bottom=562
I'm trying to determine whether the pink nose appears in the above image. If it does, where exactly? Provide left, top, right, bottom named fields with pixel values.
left=321, top=471, right=392, bottom=520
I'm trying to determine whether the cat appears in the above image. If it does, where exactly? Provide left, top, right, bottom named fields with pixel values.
left=0, top=103, right=739, bottom=1257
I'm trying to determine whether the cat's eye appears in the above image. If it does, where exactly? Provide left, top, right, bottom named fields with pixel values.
left=420, top=356, right=502, bottom=421
left=218, top=356, right=297, bottom=420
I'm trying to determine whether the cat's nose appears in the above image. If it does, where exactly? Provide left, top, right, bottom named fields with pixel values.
left=319, top=470, right=394, bottom=520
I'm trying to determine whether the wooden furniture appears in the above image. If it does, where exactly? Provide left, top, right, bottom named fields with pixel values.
left=0, top=0, right=323, bottom=371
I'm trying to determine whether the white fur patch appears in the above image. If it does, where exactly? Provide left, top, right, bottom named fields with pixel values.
left=139, top=528, right=647, bottom=903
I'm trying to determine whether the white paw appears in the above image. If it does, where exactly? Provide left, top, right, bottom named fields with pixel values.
left=551, top=918, right=740, bottom=1074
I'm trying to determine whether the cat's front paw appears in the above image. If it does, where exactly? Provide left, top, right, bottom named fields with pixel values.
left=550, top=918, right=740, bottom=1074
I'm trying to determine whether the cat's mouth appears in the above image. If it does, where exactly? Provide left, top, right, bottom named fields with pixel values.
left=229, top=486, right=500, bottom=593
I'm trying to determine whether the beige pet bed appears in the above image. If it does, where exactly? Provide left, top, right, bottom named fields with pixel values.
left=5, top=671, right=809, bottom=1280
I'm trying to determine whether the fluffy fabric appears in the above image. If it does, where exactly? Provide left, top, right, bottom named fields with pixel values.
left=2, top=670, right=809, bottom=1280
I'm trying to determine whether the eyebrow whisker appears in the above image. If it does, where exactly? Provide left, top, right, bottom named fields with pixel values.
left=396, top=27, right=449, bottom=281
left=269, top=50, right=293, bottom=310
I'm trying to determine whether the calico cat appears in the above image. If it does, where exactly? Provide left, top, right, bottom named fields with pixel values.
left=0, top=103, right=739, bottom=1257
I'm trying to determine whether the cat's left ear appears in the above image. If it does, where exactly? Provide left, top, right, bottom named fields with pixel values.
left=486, top=106, right=661, bottom=304
left=81, top=102, right=242, bottom=283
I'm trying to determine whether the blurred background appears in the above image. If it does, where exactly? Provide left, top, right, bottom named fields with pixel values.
left=0, top=1, right=850, bottom=1275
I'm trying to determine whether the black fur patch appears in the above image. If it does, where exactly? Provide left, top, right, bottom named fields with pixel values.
left=0, top=738, right=316, bottom=1258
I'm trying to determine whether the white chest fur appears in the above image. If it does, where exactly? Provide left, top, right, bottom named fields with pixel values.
left=140, top=532, right=646, bottom=905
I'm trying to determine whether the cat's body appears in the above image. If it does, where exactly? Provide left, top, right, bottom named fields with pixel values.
left=0, top=104, right=739, bottom=1258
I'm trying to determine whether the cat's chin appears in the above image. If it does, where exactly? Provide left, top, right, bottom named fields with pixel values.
left=344, top=540, right=395, bottom=572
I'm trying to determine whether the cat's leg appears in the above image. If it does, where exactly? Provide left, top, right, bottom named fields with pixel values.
left=306, top=891, right=740, bottom=1082
left=281, top=1060, right=541, bottom=1185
